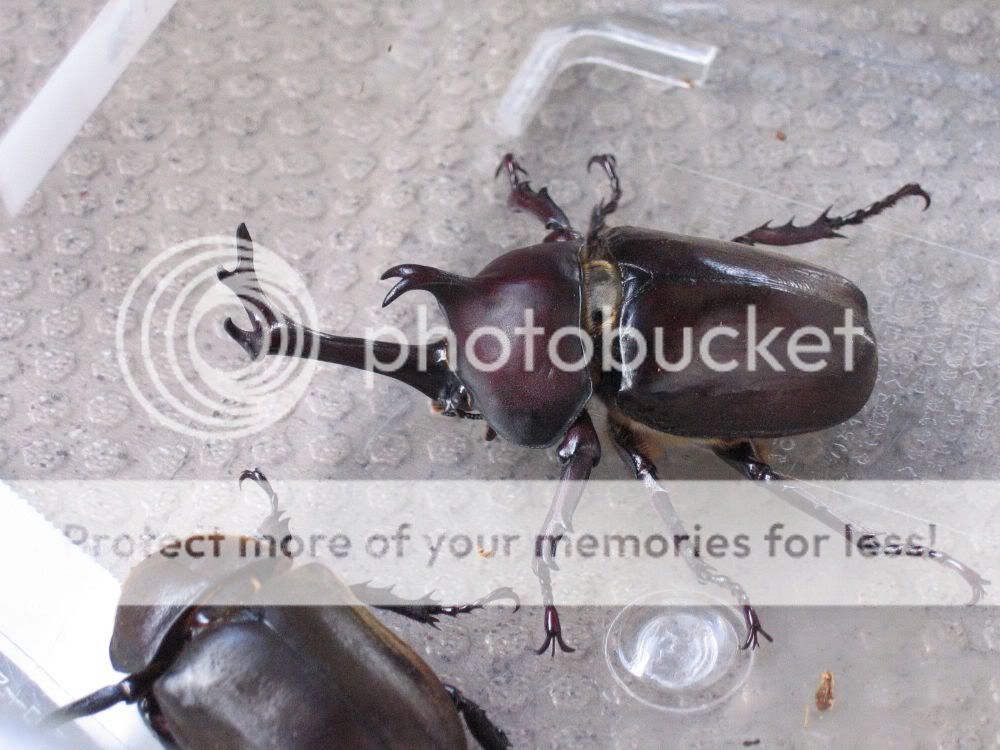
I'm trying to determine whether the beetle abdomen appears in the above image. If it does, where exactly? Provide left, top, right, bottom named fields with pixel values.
left=597, top=227, right=878, bottom=438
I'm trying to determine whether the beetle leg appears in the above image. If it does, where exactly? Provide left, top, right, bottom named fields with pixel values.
left=711, top=439, right=990, bottom=605
left=609, top=418, right=772, bottom=650
left=732, top=183, right=931, bottom=246
left=354, top=583, right=520, bottom=627
left=586, top=153, right=622, bottom=241
left=218, top=224, right=461, bottom=403
left=445, top=685, right=512, bottom=750
left=42, top=665, right=161, bottom=727
left=535, top=604, right=575, bottom=656
left=494, top=153, right=581, bottom=242
left=238, top=467, right=294, bottom=541
left=532, top=410, right=601, bottom=656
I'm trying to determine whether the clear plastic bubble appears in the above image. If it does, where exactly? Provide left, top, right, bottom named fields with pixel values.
left=605, top=589, right=753, bottom=712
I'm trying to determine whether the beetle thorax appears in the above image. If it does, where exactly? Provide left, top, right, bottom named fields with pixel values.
left=582, top=259, right=622, bottom=336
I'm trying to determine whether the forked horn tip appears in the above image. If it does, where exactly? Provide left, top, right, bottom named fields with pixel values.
left=380, top=264, right=409, bottom=281
left=382, top=279, right=410, bottom=308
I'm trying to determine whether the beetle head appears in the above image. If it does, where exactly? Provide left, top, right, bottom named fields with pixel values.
left=381, top=244, right=593, bottom=448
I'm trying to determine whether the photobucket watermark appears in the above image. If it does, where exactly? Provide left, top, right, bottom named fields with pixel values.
left=362, top=304, right=869, bottom=382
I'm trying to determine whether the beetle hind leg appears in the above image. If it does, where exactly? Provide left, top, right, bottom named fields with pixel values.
left=495, top=153, right=581, bottom=243
left=445, top=685, right=511, bottom=750
left=711, top=439, right=990, bottom=605
left=609, top=418, right=772, bottom=650
left=732, top=183, right=931, bottom=247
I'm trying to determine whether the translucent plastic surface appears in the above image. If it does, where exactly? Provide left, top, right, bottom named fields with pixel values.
left=0, top=0, right=998, bottom=747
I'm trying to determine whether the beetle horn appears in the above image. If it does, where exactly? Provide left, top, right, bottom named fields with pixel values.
left=380, top=264, right=467, bottom=308
left=218, top=225, right=464, bottom=404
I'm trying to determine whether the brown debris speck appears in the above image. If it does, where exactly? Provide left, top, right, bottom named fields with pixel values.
left=815, top=671, right=834, bottom=711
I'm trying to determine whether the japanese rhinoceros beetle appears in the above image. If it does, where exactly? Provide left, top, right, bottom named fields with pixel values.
left=45, top=470, right=514, bottom=749
left=217, top=154, right=988, bottom=656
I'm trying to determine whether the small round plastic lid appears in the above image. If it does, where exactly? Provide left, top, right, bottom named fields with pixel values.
left=605, top=589, right=753, bottom=712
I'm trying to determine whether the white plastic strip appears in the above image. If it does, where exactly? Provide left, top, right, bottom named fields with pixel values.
left=496, top=16, right=717, bottom=138
left=0, top=0, right=177, bottom=216
left=0, top=481, right=157, bottom=748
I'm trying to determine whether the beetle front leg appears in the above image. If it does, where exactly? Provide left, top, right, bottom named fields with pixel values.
left=445, top=685, right=511, bottom=750
left=732, top=183, right=931, bottom=247
left=532, top=410, right=601, bottom=656
left=711, top=440, right=989, bottom=605
left=609, top=418, right=772, bottom=650
left=42, top=664, right=162, bottom=728
left=495, top=153, right=581, bottom=243
left=586, top=153, right=622, bottom=241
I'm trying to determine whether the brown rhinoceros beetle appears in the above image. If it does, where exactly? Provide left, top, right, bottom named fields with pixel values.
left=45, top=470, right=515, bottom=749
left=217, top=154, right=987, bottom=655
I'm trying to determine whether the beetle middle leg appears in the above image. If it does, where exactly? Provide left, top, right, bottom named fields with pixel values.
left=711, top=439, right=989, bottom=604
left=495, top=153, right=581, bottom=242
left=732, top=183, right=931, bottom=247
left=351, top=583, right=520, bottom=627
left=609, top=417, right=773, bottom=649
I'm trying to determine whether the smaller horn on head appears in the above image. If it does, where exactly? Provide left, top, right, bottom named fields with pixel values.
left=380, top=264, right=467, bottom=307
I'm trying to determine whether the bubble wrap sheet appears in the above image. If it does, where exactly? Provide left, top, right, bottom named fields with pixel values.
left=1, top=0, right=999, bottom=747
